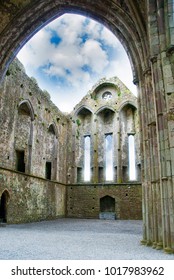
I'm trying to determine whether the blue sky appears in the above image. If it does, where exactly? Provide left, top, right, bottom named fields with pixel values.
left=17, top=14, right=137, bottom=113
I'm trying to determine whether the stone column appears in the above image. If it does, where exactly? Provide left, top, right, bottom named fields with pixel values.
left=27, top=120, right=33, bottom=174
left=146, top=0, right=174, bottom=253
left=151, top=53, right=174, bottom=253
left=160, top=49, right=174, bottom=253
left=117, top=112, right=122, bottom=183
left=92, top=114, right=98, bottom=183
left=113, top=111, right=119, bottom=183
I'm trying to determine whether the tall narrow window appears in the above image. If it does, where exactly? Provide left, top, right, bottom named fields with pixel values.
left=128, top=134, right=136, bottom=180
left=45, top=162, right=52, bottom=180
left=84, top=136, right=91, bottom=182
left=16, top=150, right=25, bottom=173
left=105, top=133, right=113, bottom=181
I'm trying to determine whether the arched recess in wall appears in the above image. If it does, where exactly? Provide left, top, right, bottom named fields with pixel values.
left=96, top=106, right=115, bottom=124
left=0, top=189, right=10, bottom=223
left=96, top=106, right=116, bottom=183
left=47, top=123, right=58, bottom=180
left=45, top=123, right=58, bottom=180
left=119, top=103, right=140, bottom=182
left=75, top=106, right=93, bottom=183
left=15, top=100, right=35, bottom=173
left=92, top=82, right=120, bottom=100
left=99, top=195, right=116, bottom=220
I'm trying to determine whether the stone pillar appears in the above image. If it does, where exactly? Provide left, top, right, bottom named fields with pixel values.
left=138, top=76, right=152, bottom=246
left=117, top=112, right=122, bottom=183
left=67, top=120, right=76, bottom=184
left=151, top=53, right=174, bottom=253
left=92, top=114, right=98, bottom=183
left=113, top=112, right=119, bottom=183
left=27, top=120, right=33, bottom=174
left=145, top=67, right=163, bottom=249
left=160, top=49, right=174, bottom=253
left=146, top=0, right=174, bottom=253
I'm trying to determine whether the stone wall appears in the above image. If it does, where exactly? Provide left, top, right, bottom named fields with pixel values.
left=0, top=167, right=66, bottom=224
left=67, top=77, right=140, bottom=184
left=0, top=59, right=68, bottom=183
left=67, top=183, right=142, bottom=220
left=0, top=0, right=173, bottom=254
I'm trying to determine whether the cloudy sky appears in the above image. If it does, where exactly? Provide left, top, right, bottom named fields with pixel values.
left=17, top=13, right=137, bottom=113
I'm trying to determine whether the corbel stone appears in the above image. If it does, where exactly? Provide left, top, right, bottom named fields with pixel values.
left=166, top=45, right=174, bottom=56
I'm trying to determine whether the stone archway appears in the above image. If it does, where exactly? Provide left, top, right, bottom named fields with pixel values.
left=0, top=1, right=173, bottom=253
left=0, top=1, right=147, bottom=81
left=0, top=190, right=10, bottom=223
left=99, top=196, right=116, bottom=220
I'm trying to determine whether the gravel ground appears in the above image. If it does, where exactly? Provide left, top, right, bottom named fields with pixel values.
left=0, top=219, right=173, bottom=260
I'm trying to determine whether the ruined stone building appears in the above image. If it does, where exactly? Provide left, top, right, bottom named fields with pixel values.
left=0, top=1, right=174, bottom=254
left=0, top=59, right=142, bottom=223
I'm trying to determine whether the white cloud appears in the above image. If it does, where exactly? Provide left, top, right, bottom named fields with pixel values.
left=81, top=39, right=109, bottom=73
left=17, top=13, right=137, bottom=112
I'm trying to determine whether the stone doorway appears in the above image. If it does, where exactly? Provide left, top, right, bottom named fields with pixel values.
left=0, top=190, right=10, bottom=223
left=99, top=195, right=116, bottom=220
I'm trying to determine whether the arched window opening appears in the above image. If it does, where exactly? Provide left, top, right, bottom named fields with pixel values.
left=98, top=108, right=115, bottom=124
left=105, top=133, right=113, bottom=181
left=18, top=100, right=34, bottom=121
left=46, top=123, right=57, bottom=181
left=15, top=100, right=34, bottom=174
left=128, top=134, right=136, bottom=181
left=48, top=124, right=56, bottom=135
left=76, top=107, right=92, bottom=128
left=0, top=190, right=10, bottom=223
left=18, top=103, right=31, bottom=116
left=84, top=135, right=91, bottom=182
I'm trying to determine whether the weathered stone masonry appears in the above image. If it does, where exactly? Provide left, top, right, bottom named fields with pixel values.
left=0, top=60, right=141, bottom=223
left=0, top=0, right=174, bottom=254
left=67, top=77, right=140, bottom=185
left=0, top=59, right=68, bottom=223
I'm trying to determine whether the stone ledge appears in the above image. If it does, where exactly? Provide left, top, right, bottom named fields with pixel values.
left=0, top=166, right=66, bottom=186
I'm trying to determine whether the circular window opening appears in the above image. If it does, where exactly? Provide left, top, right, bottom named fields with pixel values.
left=102, top=91, right=112, bottom=100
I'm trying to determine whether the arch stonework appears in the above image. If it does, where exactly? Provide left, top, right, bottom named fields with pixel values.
left=18, top=100, right=35, bottom=121
left=0, top=189, right=10, bottom=223
left=0, top=0, right=173, bottom=253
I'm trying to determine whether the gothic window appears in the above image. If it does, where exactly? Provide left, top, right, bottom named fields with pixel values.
left=84, top=135, right=91, bottom=182
left=105, top=133, right=113, bottom=181
left=15, top=100, right=34, bottom=174
left=46, top=123, right=57, bottom=181
left=128, top=134, right=136, bottom=180
left=48, top=124, right=56, bottom=135
left=0, top=190, right=10, bottom=223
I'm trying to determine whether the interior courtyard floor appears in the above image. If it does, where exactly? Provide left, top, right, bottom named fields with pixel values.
left=0, top=219, right=173, bottom=260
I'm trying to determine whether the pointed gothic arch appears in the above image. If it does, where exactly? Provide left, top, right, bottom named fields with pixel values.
left=15, top=99, right=35, bottom=173
left=0, top=0, right=173, bottom=253
left=18, top=100, right=35, bottom=121
left=0, top=190, right=10, bottom=223
left=48, top=123, right=58, bottom=138
left=76, top=106, right=93, bottom=117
